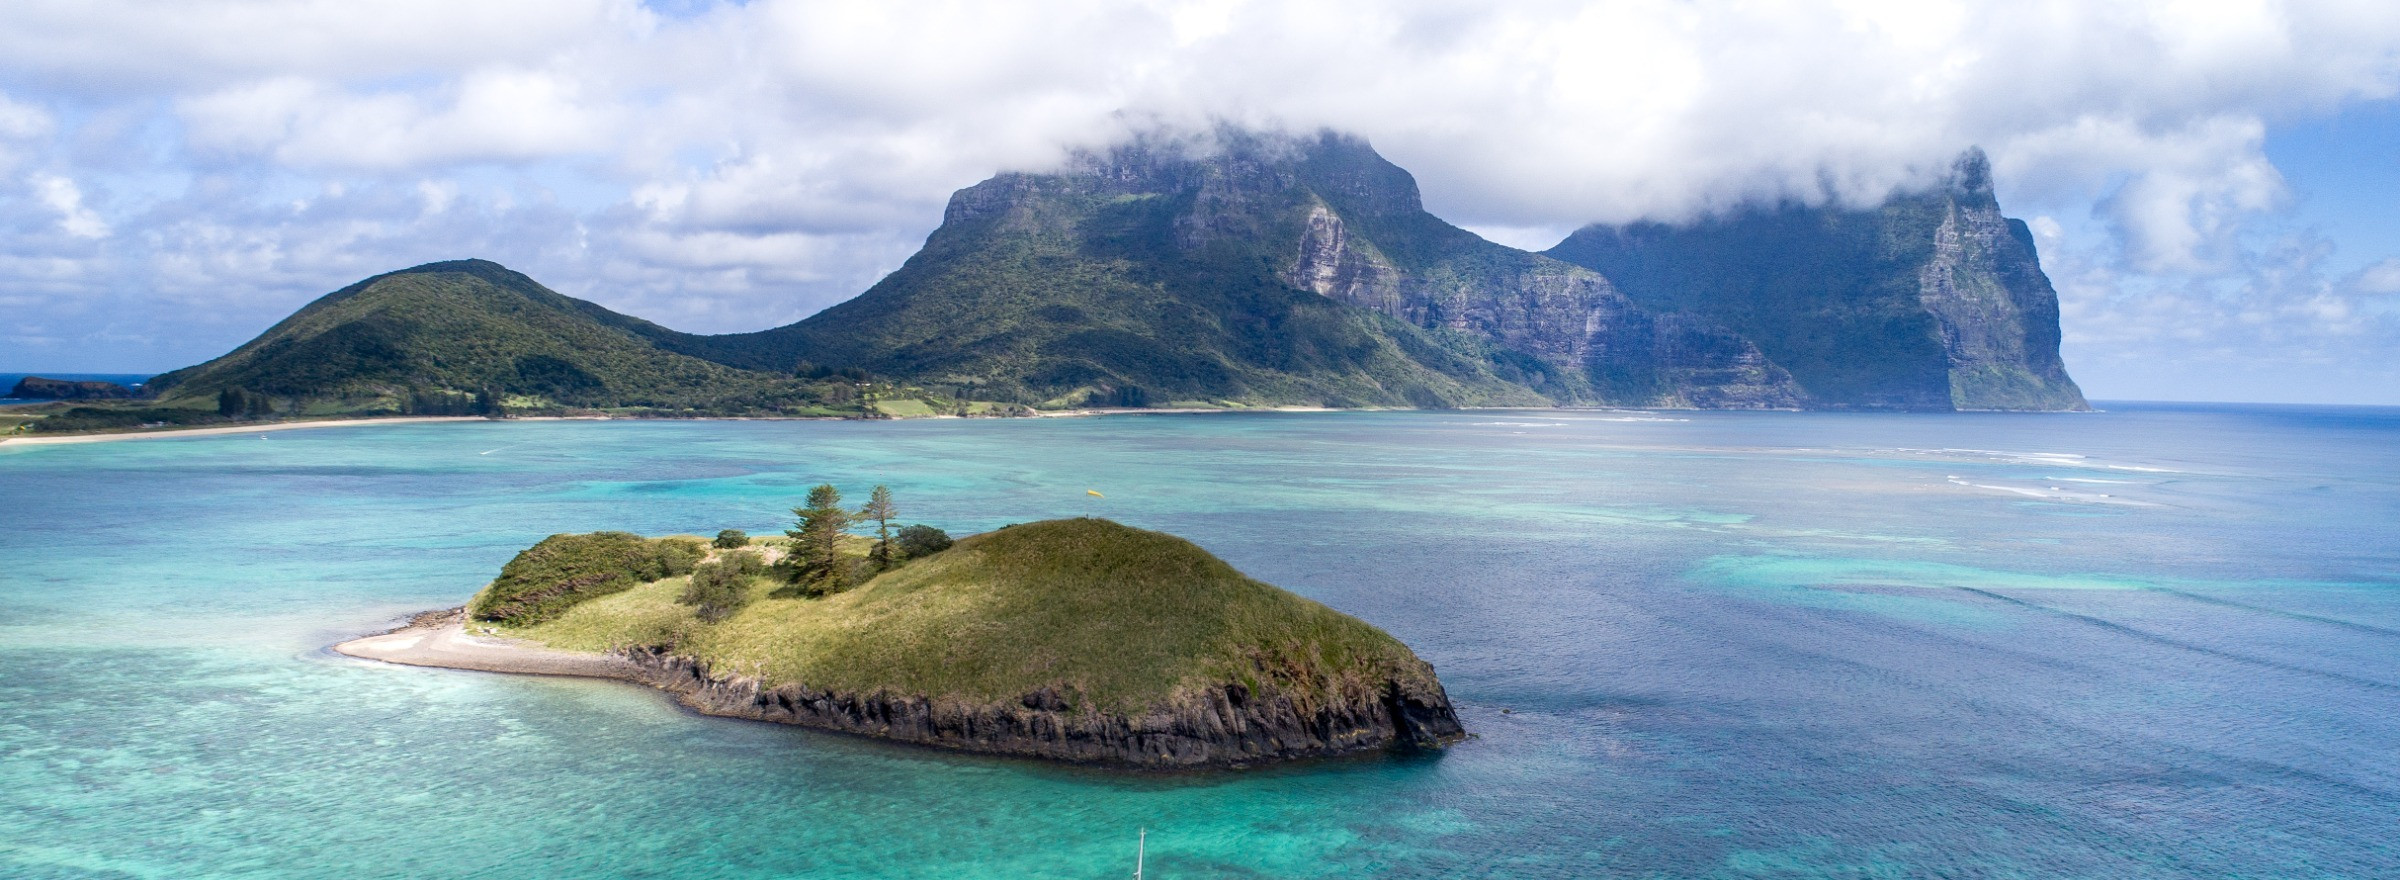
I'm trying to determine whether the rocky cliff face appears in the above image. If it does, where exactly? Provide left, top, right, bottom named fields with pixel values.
left=678, top=128, right=1803, bottom=408
left=1545, top=149, right=2086, bottom=411
left=1909, top=154, right=2087, bottom=410
left=1141, top=129, right=1804, bottom=407
left=622, top=645, right=1465, bottom=768
left=1279, top=188, right=1800, bottom=408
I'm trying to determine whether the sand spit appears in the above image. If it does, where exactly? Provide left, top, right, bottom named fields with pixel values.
left=333, top=608, right=638, bottom=680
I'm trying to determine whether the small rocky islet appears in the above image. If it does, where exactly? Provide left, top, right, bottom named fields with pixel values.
left=346, top=511, right=1463, bottom=769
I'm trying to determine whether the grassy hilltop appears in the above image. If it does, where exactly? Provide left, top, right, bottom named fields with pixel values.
left=475, top=518, right=1442, bottom=716
left=8, top=261, right=1007, bottom=435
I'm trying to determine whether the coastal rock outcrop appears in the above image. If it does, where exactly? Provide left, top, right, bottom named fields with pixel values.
left=621, top=645, right=1464, bottom=767
left=8, top=376, right=135, bottom=400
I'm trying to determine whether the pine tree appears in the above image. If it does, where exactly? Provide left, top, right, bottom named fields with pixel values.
left=860, top=485, right=897, bottom=572
left=782, top=484, right=852, bottom=594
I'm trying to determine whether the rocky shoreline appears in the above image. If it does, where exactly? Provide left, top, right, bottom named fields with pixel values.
left=338, top=612, right=1465, bottom=769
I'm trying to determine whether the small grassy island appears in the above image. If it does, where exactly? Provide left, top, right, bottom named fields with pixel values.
left=339, top=495, right=1463, bottom=768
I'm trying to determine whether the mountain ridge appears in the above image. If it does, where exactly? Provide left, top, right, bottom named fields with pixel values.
left=28, top=128, right=2088, bottom=436
left=662, top=129, right=1805, bottom=408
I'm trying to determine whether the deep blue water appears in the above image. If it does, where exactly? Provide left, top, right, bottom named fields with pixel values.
left=2, top=404, right=2396, bottom=878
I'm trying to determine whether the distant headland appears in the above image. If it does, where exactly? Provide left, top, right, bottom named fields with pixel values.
left=336, top=488, right=1464, bottom=769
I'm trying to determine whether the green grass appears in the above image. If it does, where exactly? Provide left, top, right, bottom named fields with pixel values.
left=871, top=397, right=937, bottom=417
left=493, top=518, right=1435, bottom=713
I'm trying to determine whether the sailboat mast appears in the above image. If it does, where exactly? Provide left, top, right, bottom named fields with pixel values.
left=1134, top=828, right=1145, bottom=880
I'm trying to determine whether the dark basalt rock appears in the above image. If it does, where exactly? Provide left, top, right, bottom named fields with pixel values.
left=9, top=376, right=135, bottom=400
left=619, top=646, right=1465, bottom=768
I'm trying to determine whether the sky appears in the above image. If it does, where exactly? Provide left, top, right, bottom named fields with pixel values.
left=1, top=0, right=2397, bottom=404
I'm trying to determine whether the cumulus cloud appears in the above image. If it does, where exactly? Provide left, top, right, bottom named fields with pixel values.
left=2355, top=257, right=2400, bottom=294
left=0, top=92, right=49, bottom=139
left=30, top=174, right=108, bottom=238
left=2039, top=213, right=2400, bottom=402
left=0, top=0, right=2396, bottom=396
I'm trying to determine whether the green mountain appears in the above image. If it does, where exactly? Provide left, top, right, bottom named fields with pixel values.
left=1544, top=150, right=2087, bottom=411
left=83, top=132, right=2084, bottom=432
left=145, top=260, right=837, bottom=415
left=660, top=130, right=1801, bottom=408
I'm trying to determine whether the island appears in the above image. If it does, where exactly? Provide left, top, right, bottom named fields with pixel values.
left=337, top=509, right=1464, bottom=769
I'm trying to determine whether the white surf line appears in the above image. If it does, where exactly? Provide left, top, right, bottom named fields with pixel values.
left=1944, top=475, right=2153, bottom=505
left=1948, top=475, right=2052, bottom=498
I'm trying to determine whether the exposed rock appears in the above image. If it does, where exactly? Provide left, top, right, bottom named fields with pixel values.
left=618, top=645, right=1465, bottom=768
left=1912, top=152, right=2087, bottom=410
left=1283, top=196, right=1802, bottom=408
left=666, top=127, right=1805, bottom=408
left=1546, top=148, right=2087, bottom=411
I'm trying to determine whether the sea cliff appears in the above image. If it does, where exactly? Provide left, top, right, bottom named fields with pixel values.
left=620, top=644, right=1462, bottom=767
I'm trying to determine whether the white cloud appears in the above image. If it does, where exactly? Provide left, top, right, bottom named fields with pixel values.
left=2039, top=212, right=2400, bottom=402
left=180, top=68, right=619, bottom=168
left=0, top=92, right=50, bottom=139
left=30, top=174, right=108, bottom=238
left=2355, top=257, right=2400, bottom=294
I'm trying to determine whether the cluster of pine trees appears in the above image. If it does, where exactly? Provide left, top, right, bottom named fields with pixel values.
left=216, top=388, right=275, bottom=417
left=402, top=387, right=504, bottom=416
left=668, top=486, right=954, bottom=621
left=778, top=484, right=951, bottom=596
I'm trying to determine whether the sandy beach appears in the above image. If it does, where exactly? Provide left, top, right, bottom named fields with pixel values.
left=1032, top=404, right=1346, bottom=417
left=333, top=608, right=636, bottom=679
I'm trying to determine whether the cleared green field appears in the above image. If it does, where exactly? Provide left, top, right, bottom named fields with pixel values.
left=871, top=397, right=938, bottom=417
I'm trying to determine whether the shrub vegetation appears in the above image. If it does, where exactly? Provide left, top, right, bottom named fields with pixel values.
left=895, top=524, right=953, bottom=558
left=680, top=551, right=764, bottom=622
left=468, top=531, right=705, bottom=626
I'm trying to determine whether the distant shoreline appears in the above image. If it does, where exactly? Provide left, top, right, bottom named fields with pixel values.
left=2, top=401, right=2124, bottom=447
left=0, top=415, right=491, bottom=446
left=0, top=405, right=1371, bottom=446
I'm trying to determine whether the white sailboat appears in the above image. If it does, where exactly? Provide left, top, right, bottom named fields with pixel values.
left=1132, top=828, right=1146, bottom=879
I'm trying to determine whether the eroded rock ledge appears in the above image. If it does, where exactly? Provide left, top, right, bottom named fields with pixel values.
left=620, top=646, right=1465, bottom=768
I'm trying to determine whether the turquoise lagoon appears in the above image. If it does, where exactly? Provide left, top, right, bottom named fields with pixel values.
left=2, top=404, right=2396, bottom=878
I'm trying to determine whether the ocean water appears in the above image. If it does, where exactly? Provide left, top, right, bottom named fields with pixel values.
left=2, top=404, right=2396, bottom=879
